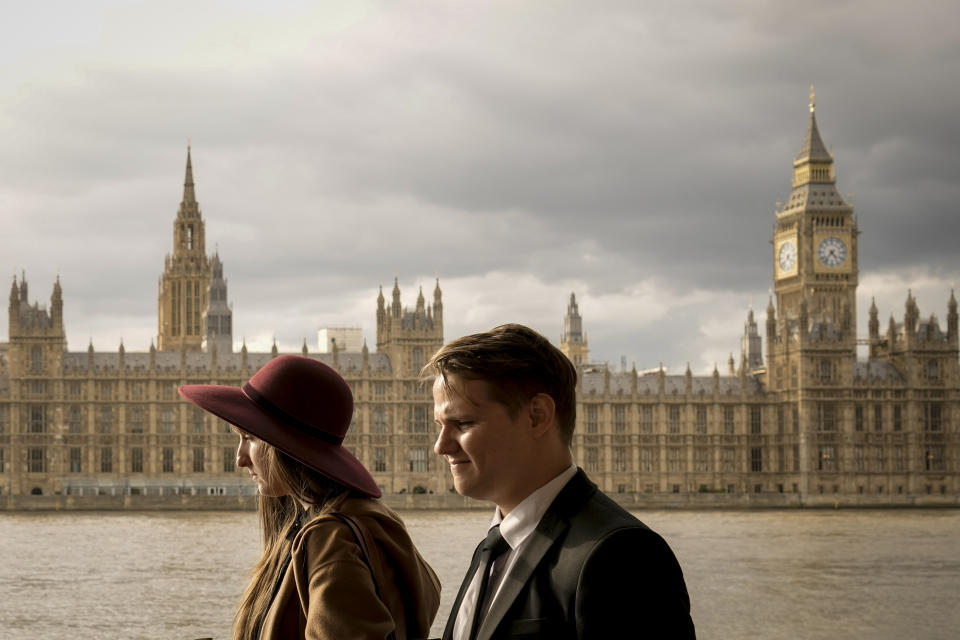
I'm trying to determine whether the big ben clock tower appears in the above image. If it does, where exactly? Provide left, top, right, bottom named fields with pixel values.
left=772, top=89, right=858, bottom=341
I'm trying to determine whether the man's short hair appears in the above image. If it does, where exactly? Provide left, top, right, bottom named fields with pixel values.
left=421, top=323, right=578, bottom=444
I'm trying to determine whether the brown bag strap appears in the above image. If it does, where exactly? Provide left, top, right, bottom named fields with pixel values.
left=329, top=512, right=398, bottom=640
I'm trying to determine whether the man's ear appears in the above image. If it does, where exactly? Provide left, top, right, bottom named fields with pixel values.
left=528, top=393, right=557, bottom=438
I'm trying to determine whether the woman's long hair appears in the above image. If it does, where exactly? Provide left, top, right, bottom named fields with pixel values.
left=233, top=441, right=350, bottom=640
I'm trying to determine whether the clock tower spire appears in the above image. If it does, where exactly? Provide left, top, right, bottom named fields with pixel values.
left=772, top=88, right=858, bottom=340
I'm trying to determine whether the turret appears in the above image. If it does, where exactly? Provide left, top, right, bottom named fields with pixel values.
left=432, top=278, right=443, bottom=324
left=559, top=292, right=589, bottom=366
left=391, top=278, right=401, bottom=319
left=9, top=276, right=18, bottom=333
left=51, top=276, right=63, bottom=327
left=947, top=289, right=957, bottom=345
left=203, top=252, right=232, bottom=354
left=741, top=307, right=763, bottom=370
left=904, top=290, right=919, bottom=343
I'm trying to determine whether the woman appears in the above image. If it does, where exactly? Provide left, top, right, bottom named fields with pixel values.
left=179, top=355, right=440, bottom=640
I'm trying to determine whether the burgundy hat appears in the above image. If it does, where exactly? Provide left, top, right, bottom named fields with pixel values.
left=178, top=355, right=380, bottom=498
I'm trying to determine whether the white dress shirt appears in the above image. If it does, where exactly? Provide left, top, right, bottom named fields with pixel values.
left=452, top=464, right=578, bottom=640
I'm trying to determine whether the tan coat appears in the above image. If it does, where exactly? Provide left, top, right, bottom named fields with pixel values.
left=259, top=495, right=441, bottom=640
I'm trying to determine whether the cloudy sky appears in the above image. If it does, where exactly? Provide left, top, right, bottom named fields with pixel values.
left=1, top=0, right=958, bottom=373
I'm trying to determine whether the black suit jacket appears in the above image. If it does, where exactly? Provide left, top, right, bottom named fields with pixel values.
left=442, top=469, right=695, bottom=639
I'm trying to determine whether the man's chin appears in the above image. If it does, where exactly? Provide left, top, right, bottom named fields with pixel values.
left=452, top=479, right=492, bottom=503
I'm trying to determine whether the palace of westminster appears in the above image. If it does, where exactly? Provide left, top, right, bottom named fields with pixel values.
left=1, top=97, right=957, bottom=504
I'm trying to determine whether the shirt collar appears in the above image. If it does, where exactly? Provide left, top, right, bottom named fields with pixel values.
left=491, top=464, right=577, bottom=550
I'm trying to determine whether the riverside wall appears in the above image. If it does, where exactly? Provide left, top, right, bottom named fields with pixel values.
left=3, top=491, right=958, bottom=511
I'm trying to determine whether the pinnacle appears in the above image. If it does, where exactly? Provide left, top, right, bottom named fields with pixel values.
left=794, top=89, right=832, bottom=166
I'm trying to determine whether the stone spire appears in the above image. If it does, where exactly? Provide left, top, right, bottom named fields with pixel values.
left=203, top=251, right=232, bottom=354
left=559, top=292, right=589, bottom=366
left=8, top=275, right=18, bottom=331
left=791, top=86, right=837, bottom=190
left=741, top=307, right=763, bottom=370
left=159, top=146, right=210, bottom=351
left=795, top=87, right=832, bottom=165
left=391, top=278, right=401, bottom=319
left=948, top=289, right=957, bottom=343
left=905, top=289, right=919, bottom=335
left=869, top=297, right=879, bottom=340
left=182, top=144, right=197, bottom=211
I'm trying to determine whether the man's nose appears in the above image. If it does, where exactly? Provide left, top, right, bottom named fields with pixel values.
left=434, top=424, right=457, bottom=456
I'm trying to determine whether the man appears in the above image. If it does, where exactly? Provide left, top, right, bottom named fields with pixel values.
left=425, top=324, right=695, bottom=640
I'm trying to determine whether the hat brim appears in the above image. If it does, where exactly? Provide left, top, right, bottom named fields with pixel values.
left=179, top=384, right=381, bottom=498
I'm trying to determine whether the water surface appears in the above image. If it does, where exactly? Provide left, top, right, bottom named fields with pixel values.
left=0, top=509, right=957, bottom=639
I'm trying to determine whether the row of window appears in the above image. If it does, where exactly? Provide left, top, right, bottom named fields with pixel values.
left=1, top=405, right=432, bottom=436
left=0, top=446, right=434, bottom=475
left=817, top=445, right=946, bottom=472
left=819, top=402, right=942, bottom=433
left=7, top=405, right=230, bottom=435
left=14, top=447, right=234, bottom=474
left=581, top=445, right=798, bottom=474
left=17, top=380, right=433, bottom=404
left=0, top=401, right=950, bottom=438
left=584, top=405, right=786, bottom=435
left=578, top=443, right=949, bottom=474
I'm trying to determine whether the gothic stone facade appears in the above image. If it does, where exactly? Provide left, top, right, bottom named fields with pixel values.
left=0, top=99, right=957, bottom=503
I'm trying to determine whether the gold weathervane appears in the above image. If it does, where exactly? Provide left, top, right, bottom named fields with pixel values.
left=809, top=85, right=816, bottom=113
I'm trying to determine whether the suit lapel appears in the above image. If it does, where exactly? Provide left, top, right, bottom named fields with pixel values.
left=476, top=469, right=597, bottom=640
left=443, top=540, right=485, bottom=640
left=476, top=515, right=568, bottom=640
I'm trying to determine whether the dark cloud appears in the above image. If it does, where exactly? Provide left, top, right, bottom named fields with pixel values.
left=1, top=1, right=958, bottom=370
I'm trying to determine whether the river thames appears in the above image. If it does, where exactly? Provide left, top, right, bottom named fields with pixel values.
left=1, top=509, right=958, bottom=639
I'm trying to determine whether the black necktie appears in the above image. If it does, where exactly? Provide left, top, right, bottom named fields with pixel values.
left=469, top=525, right=511, bottom=640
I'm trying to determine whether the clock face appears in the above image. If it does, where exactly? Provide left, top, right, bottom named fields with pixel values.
left=818, top=237, right=847, bottom=267
left=778, top=240, right=797, bottom=272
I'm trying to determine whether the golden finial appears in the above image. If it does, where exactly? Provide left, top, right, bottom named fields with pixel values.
left=809, top=85, right=816, bottom=113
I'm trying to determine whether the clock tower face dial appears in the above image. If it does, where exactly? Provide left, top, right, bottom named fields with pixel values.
left=778, top=240, right=797, bottom=272
left=818, top=237, right=847, bottom=267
